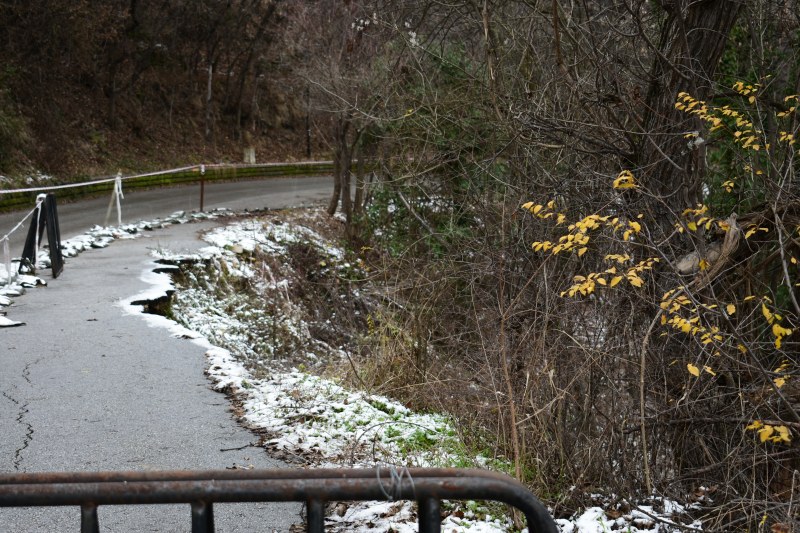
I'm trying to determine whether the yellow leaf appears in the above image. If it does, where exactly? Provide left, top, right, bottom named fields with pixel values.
left=773, top=426, right=791, bottom=443
left=699, top=259, right=710, bottom=271
left=737, top=344, right=747, bottom=354
left=687, top=363, right=700, bottom=377
left=578, top=247, right=588, bottom=257
left=746, top=420, right=763, bottom=431
left=775, top=377, right=787, bottom=388
left=628, top=275, right=644, bottom=288
left=610, top=276, right=623, bottom=287
left=772, top=323, right=791, bottom=338
left=762, top=303, right=774, bottom=324
left=687, top=221, right=698, bottom=232
left=748, top=95, right=756, bottom=104
left=759, top=425, right=775, bottom=442
left=613, top=170, right=636, bottom=190
left=726, top=303, right=736, bottom=315
left=533, top=204, right=543, bottom=215
left=521, top=202, right=534, bottom=210
left=703, top=366, right=716, bottom=376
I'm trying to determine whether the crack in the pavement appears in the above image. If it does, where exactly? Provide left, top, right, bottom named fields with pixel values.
left=13, top=402, right=33, bottom=470
left=2, top=358, right=41, bottom=470
left=1, top=390, right=30, bottom=470
left=21, top=358, right=38, bottom=384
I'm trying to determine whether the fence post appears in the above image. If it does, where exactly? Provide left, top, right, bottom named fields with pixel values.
left=200, top=164, right=206, bottom=212
left=104, top=172, right=124, bottom=227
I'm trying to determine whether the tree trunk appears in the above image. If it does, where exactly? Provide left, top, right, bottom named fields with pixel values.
left=327, top=118, right=350, bottom=216
left=327, top=163, right=342, bottom=216
left=205, top=63, right=214, bottom=142
left=340, top=123, right=354, bottom=224
left=638, top=1, right=741, bottom=218
left=353, top=137, right=365, bottom=217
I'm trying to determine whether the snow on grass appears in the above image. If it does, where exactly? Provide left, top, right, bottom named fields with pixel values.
left=158, top=214, right=526, bottom=531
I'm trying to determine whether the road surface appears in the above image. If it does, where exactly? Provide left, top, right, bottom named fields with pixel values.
left=0, top=175, right=332, bottom=531
left=0, top=175, right=333, bottom=255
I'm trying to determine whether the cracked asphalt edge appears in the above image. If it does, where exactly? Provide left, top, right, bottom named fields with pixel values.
left=1, top=357, right=41, bottom=471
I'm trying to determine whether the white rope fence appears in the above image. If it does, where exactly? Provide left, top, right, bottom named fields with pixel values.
left=0, top=160, right=333, bottom=286
left=0, top=164, right=202, bottom=196
left=1, top=165, right=204, bottom=287
left=0, top=161, right=332, bottom=196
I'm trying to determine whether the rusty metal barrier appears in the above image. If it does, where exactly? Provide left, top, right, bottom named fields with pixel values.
left=0, top=468, right=558, bottom=533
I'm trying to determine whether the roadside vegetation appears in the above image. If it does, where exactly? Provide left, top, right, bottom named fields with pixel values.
left=292, top=2, right=799, bottom=530
left=2, top=1, right=799, bottom=530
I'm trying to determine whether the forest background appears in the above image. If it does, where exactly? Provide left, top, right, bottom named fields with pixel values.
left=1, top=1, right=799, bottom=530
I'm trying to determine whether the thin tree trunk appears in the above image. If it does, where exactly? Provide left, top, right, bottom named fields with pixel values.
left=327, top=162, right=342, bottom=216
left=205, top=63, right=213, bottom=142
left=327, top=118, right=349, bottom=216
left=353, top=137, right=365, bottom=217
left=340, top=125, right=354, bottom=224
left=639, top=1, right=741, bottom=218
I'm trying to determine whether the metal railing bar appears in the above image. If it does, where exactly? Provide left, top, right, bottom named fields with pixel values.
left=0, top=477, right=528, bottom=506
left=0, top=469, right=558, bottom=533
left=0, top=467, right=515, bottom=485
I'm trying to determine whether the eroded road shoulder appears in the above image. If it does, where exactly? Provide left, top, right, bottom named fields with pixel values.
left=0, top=220, right=300, bottom=531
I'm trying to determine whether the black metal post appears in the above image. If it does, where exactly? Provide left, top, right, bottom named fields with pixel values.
left=80, top=503, right=99, bottom=533
left=191, top=501, right=214, bottom=533
left=418, top=497, right=441, bottom=533
left=306, top=499, right=324, bottom=533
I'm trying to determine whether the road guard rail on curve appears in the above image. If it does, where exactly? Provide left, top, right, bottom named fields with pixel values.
left=0, top=161, right=335, bottom=213
left=0, top=467, right=559, bottom=533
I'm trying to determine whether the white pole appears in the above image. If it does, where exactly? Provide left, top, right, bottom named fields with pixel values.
left=115, top=173, right=124, bottom=226
left=3, top=237, right=10, bottom=286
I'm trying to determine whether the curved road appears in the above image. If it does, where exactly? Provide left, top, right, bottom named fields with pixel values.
left=0, top=175, right=332, bottom=531
left=0, top=175, right=333, bottom=254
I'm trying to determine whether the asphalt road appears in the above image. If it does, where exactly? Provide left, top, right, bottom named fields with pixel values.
left=0, top=175, right=333, bottom=255
left=0, top=176, right=332, bottom=531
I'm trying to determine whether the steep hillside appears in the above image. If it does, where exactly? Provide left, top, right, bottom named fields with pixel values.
left=0, top=1, right=327, bottom=180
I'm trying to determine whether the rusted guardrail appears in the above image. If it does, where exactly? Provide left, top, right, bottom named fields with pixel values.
left=0, top=468, right=558, bottom=533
